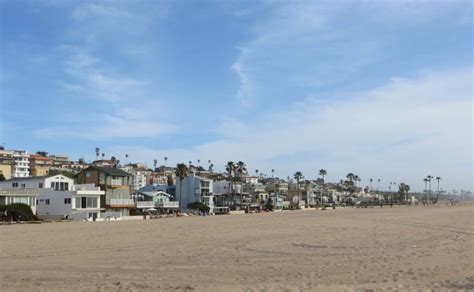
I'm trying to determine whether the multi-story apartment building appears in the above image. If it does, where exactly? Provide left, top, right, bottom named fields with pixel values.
left=76, top=166, right=132, bottom=216
left=12, top=150, right=30, bottom=178
left=49, top=154, right=69, bottom=169
left=175, top=173, right=213, bottom=212
left=29, top=154, right=52, bottom=176
left=0, top=148, right=14, bottom=180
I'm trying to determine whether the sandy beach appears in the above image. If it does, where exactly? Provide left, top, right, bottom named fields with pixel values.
left=1, top=205, right=473, bottom=291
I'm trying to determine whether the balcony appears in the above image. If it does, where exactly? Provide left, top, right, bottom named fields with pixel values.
left=136, top=201, right=155, bottom=208
left=156, top=201, right=179, bottom=208
left=110, top=179, right=124, bottom=186
left=108, top=199, right=135, bottom=208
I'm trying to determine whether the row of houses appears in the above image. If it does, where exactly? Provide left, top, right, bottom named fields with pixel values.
left=0, top=150, right=375, bottom=221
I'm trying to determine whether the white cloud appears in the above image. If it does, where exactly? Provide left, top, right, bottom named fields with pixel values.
left=113, top=67, right=473, bottom=191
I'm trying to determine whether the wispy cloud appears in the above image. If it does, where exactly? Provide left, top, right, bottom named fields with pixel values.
left=117, top=67, right=473, bottom=191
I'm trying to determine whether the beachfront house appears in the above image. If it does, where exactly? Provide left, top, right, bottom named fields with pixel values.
left=0, top=188, right=38, bottom=214
left=76, top=166, right=133, bottom=216
left=37, top=184, right=104, bottom=221
left=175, top=173, right=214, bottom=213
left=135, top=187, right=179, bottom=214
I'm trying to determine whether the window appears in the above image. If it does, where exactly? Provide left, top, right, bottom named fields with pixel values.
left=64, top=198, right=71, bottom=204
left=50, top=182, right=54, bottom=189
left=39, top=183, right=43, bottom=188
left=45, top=199, right=50, bottom=205
left=21, top=184, right=25, bottom=188
left=64, top=182, right=69, bottom=191
left=86, top=197, right=97, bottom=208
left=60, top=182, right=65, bottom=191
left=12, top=182, right=18, bottom=188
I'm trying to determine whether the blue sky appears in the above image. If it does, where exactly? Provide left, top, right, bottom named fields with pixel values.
left=0, top=0, right=472, bottom=192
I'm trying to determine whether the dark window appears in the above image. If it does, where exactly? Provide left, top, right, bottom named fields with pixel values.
left=50, top=182, right=54, bottom=189
left=21, top=184, right=25, bottom=188
left=39, top=182, right=43, bottom=188
left=64, top=198, right=71, bottom=204
left=12, top=182, right=18, bottom=188
left=45, top=199, right=50, bottom=205
left=65, top=182, right=69, bottom=191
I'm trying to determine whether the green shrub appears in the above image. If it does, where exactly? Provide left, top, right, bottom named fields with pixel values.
left=0, top=203, right=41, bottom=221
left=187, top=202, right=210, bottom=213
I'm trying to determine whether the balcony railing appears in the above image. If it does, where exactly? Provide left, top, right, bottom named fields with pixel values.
left=156, top=201, right=179, bottom=208
left=136, top=201, right=155, bottom=208
left=108, top=199, right=135, bottom=207
left=109, top=179, right=124, bottom=186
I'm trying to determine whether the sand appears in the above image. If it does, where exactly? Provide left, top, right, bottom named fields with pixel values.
left=1, top=205, right=473, bottom=291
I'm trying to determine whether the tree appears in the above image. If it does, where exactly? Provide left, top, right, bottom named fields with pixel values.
left=0, top=173, right=5, bottom=181
left=153, top=159, right=157, bottom=170
left=95, top=147, right=100, bottom=160
left=101, top=153, right=105, bottom=159
left=319, top=169, right=327, bottom=206
left=175, top=163, right=188, bottom=213
left=187, top=202, right=210, bottom=214
left=271, top=169, right=275, bottom=178
left=236, top=161, right=247, bottom=206
left=226, top=161, right=237, bottom=205
left=265, top=196, right=273, bottom=211
left=398, top=183, right=410, bottom=201
left=78, top=158, right=85, bottom=165
left=255, top=169, right=258, bottom=176
left=293, top=171, right=304, bottom=209
left=164, top=156, right=168, bottom=166
left=36, top=151, right=48, bottom=157
left=436, top=176, right=442, bottom=194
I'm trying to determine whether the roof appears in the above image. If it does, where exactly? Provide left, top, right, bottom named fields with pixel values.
left=1, top=174, right=69, bottom=181
left=86, top=166, right=131, bottom=177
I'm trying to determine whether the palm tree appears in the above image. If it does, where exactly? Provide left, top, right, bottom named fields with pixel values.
left=101, top=153, right=105, bottom=159
left=377, top=178, right=381, bottom=192
left=197, top=159, right=201, bottom=166
left=436, top=176, right=441, bottom=194
left=319, top=169, right=327, bottom=206
left=426, top=175, right=433, bottom=202
left=293, top=171, right=304, bottom=209
left=398, top=183, right=410, bottom=201
left=95, top=147, right=100, bottom=160
left=369, top=178, right=373, bottom=193
left=236, top=161, right=247, bottom=206
left=175, top=163, right=188, bottom=213
left=125, top=153, right=129, bottom=164
left=226, top=161, right=236, bottom=206
left=153, top=159, right=157, bottom=170
left=164, top=156, right=168, bottom=166
left=271, top=169, right=275, bottom=178
left=255, top=169, right=259, bottom=176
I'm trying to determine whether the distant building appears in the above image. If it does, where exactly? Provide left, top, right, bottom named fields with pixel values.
left=29, top=154, right=52, bottom=176
left=49, top=154, right=70, bottom=169
left=12, top=150, right=29, bottom=178
left=0, top=148, right=14, bottom=180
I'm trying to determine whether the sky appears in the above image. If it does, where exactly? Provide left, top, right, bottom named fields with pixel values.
left=0, top=0, right=472, bottom=192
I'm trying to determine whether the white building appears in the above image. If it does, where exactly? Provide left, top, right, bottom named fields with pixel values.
left=0, top=188, right=38, bottom=214
left=175, top=173, right=213, bottom=212
left=0, top=174, right=104, bottom=220
left=37, top=184, right=104, bottom=221
left=12, top=150, right=29, bottom=178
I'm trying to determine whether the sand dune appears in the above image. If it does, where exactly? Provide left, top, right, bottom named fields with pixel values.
left=1, top=205, right=473, bottom=291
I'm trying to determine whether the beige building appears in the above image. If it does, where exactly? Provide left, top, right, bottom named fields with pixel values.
left=0, top=148, right=14, bottom=180
left=29, top=154, right=52, bottom=176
